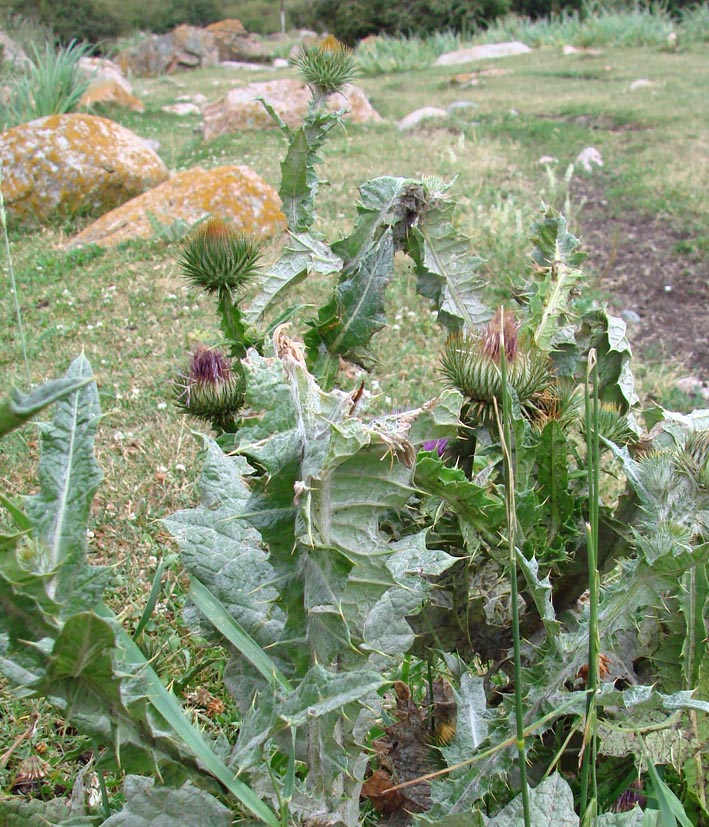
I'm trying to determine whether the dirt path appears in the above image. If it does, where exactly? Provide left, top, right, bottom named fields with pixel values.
left=573, top=179, right=708, bottom=385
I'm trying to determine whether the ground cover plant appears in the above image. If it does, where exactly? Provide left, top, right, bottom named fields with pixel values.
left=1, top=12, right=708, bottom=826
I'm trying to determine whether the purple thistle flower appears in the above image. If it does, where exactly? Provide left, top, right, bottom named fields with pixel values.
left=423, top=438, right=449, bottom=457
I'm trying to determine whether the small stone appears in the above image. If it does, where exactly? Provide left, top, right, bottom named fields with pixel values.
left=629, top=78, right=657, bottom=91
left=80, top=80, right=145, bottom=112
left=161, top=102, right=200, bottom=115
left=273, top=58, right=290, bottom=69
left=562, top=44, right=601, bottom=55
left=676, top=377, right=709, bottom=401
left=220, top=60, right=272, bottom=71
left=664, top=284, right=673, bottom=292
left=447, top=100, right=478, bottom=115
left=539, top=155, right=558, bottom=164
left=620, top=309, right=641, bottom=324
left=397, top=107, right=448, bottom=131
left=575, top=146, right=603, bottom=173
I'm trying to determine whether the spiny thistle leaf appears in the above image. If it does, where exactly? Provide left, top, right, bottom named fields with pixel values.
left=525, top=204, right=587, bottom=352
left=407, top=182, right=489, bottom=334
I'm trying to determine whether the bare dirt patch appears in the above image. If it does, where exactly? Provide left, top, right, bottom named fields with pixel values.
left=573, top=178, right=709, bottom=384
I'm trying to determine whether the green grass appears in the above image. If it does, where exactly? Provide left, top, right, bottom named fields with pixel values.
left=1, top=27, right=708, bottom=813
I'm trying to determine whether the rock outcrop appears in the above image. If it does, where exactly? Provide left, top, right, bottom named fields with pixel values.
left=0, top=113, right=168, bottom=223
left=80, top=80, right=145, bottom=112
left=65, top=165, right=286, bottom=248
left=202, top=79, right=381, bottom=141
left=205, top=19, right=273, bottom=63
left=116, top=25, right=219, bottom=77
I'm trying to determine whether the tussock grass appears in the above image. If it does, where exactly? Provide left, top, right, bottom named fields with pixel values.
left=482, top=1, right=709, bottom=48
left=354, top=3, right=709, bottom=77
left=1, top=39, right=93, bottom=130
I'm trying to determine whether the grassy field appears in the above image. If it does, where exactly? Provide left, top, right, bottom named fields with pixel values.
left=1, top=34, right=708, bottom=806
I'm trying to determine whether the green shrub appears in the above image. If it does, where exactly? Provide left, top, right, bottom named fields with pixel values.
left=221, top=0, right=283, bottom=33
left=355, top=31, right=464, bottom=75
left=289, top=0, right=511, bottom=45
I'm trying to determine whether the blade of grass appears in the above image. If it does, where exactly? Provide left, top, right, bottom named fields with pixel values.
left=93, top=604, right=281, bottom=827
left=188, top=577, right=293, bottom=692
left=132, top=557, right=168, bottom=641
left=645, top=757, right=694, bottom=827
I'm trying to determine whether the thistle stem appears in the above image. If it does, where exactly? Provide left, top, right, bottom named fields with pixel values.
left=580, top=349, right=600, bottom=825
left=496, top=308, right=531, bottom=827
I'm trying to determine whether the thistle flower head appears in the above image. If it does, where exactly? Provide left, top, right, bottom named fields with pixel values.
left=174, top=346, right=243, bottom=423
left=440, top=315, right=552, bottom=427
left=591, top=402, right=638, bottom=446
left=674, top=429, right=709, bottom=488
left=481, top=307, right=520, bottom=363
left=294, top=35, right=358, bottom=96
left=180, top=219, right=263, bottom=296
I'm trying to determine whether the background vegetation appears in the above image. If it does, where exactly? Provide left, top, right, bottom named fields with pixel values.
left=0, top=0, right=705, bottom=41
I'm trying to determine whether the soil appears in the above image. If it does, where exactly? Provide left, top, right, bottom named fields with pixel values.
left=572, top=178, right=708, bottom=385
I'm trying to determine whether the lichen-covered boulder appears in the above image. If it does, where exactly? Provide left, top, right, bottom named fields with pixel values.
left=80, top=80, right=145, bottom=112
left=78, top=56, right=133, bottom=93
left=116, top=25, right=219, bottom=77
left=205, top=18, right=273, bottom=64
left=0, top=113, right=169, bottom=224
left=202, top=79, right=381, bottom=141
left=64, top=165, right=286, bottom=249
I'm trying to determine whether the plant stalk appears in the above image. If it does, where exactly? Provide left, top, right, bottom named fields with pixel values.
left=495, top=308, right=531, bottom=827
left=580, top=349, right=600, bottom=825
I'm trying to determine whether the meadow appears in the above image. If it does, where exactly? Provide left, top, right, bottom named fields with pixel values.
left=1, top=12, right=708, bottom=825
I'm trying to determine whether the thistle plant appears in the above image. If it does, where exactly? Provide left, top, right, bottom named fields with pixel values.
left=174, top=220, right=263, bottom=432
left=179, top=218, right=263, bottom=361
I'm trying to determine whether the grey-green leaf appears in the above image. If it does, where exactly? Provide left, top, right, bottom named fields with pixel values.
left=0, top=375, right=90, bottom=438
left=484, top=773, right=578, bottom=826
left=101, top=776, right=232, bottom=827
left=24, top=355, right=104, bottom=608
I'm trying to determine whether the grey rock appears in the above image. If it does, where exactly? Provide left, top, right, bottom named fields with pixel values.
left=435, top=41, right=531, bottom=67
left=397, top=106, right=448, bottom=131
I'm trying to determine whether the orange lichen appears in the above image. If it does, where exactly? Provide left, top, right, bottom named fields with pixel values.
left=65, top=166, right=286, bottom=249
left=80, top=80, right=145, bottom=112
left=205, top=18, right=247, bottom=35
left=0, top=114, right=167, bottom=223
